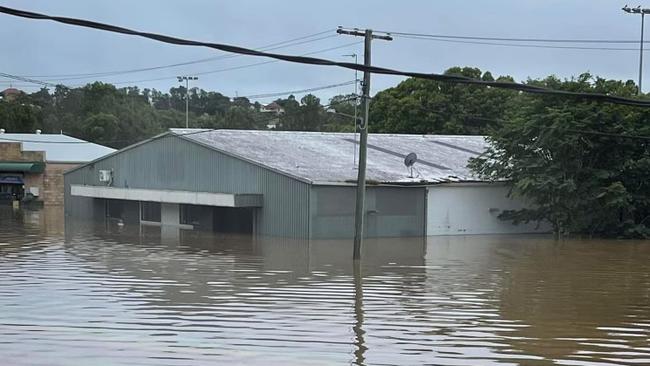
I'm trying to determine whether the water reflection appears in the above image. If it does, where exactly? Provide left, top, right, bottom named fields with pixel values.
left=0, top=207, right=649, bottom=365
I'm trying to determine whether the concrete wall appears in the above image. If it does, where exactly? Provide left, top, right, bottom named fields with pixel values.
left=310, top=185, right=426, bottom=239
left=426, top=183, right=548, bottom=235
left=65, top=134, right=310, bottom=238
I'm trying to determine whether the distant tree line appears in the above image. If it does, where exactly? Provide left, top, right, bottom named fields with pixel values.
left=2, top=66, right=649, bottom=237
left=0, top=82, right=360, bottom=148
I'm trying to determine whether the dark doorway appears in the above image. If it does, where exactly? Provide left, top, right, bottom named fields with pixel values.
left=0, top=175, right=24, bottom=201
left=213, top=207, right=254, bottom=234
left=105, top=199, right=140, bottom=224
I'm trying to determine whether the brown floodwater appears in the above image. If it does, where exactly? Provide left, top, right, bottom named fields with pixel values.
left=1, top=207, right=649, bottom=366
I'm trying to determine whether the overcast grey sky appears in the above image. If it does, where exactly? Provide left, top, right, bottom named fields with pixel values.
left=1, top=0, right=649, bottom=102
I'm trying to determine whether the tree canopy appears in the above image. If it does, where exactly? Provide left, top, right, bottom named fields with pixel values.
left=469, top=73, right=650, bottom=238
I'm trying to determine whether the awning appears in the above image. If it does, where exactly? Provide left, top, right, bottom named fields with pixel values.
left=0, top=162, right=45, bottom=173
left=0, top=176, right=24, bottom=185
left=70, top=185, right=263, bottom=208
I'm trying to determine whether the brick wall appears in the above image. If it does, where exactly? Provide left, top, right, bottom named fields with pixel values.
left=1, top=141, right=83, bottom=205
left=0, top=142, right=44, bottom=162
left=43, top=163, right=78, bottom=205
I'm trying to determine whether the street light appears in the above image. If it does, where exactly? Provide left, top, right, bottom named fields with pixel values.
left=326, top=107, right=362, bottom=170
left=622, top=5, right=650, bottom=94
left=177, top=76, right=198, bottom=128
left=343, top=53, right=360, bottom=166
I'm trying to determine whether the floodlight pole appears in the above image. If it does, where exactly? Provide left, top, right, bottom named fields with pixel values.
left=178, top=76, right=198, bottom=128
left=337, top=27, right=392, bottom=260
left=622, top=5, right=650, bottom=94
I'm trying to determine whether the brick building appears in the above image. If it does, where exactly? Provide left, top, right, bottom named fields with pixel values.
left=0, top=131, right=114, bottom=206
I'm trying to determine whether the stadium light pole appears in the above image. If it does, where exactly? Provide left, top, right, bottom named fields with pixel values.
left=622, top=5, right=650, bottom=94
left=177, top=76, right=198, bottom=128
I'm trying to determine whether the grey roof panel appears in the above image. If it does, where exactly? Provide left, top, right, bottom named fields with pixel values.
left=172, top=129, right=488, bottom=185
left=0, top=133, right=116, bottom=163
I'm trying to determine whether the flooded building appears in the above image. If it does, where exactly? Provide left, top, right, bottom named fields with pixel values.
left=64, top=129, right=544, bottom=239
left=0, top=131, right=115, bottom=205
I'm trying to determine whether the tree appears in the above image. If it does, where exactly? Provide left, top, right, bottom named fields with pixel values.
left=369, top=67, right=515, bottom=135
left=82, top=113, right=119, bottom=145
left=469, top=73, right=650, bottom=238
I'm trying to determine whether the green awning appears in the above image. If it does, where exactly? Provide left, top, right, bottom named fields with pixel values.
left=0, top=162, right=45, bottom=173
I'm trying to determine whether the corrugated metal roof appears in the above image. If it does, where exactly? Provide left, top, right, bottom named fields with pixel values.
left=0, top=133, right=116, bottom=163
left=171, top=129, right=489, bottom=185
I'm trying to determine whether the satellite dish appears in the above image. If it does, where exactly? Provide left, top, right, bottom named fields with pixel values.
left=404, top=152, right=418, bottom=178
left=404, top=152, right=417, bottom=167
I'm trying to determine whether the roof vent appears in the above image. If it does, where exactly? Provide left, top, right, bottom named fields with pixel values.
left=35, top=129, right=41, bottom=134
left=0, top=128, right=5, bottom=134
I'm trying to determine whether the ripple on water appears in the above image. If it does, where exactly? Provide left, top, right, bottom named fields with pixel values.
left=0, top=209, right=649, bottom=365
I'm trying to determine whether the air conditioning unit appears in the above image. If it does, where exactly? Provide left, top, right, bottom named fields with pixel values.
left=99, top=170, right=112, bottom=183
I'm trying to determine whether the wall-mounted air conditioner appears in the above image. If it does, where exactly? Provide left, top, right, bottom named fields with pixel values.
left=99, top=170, right=112, bottom=183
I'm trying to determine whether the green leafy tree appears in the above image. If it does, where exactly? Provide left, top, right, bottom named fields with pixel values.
left=369, top=67, right=515, bottom=135
left=469, top=73, right=650, bottom=238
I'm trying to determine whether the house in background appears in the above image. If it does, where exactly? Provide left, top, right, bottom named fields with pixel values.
left=260, top=102, right=284, bottom=129
left=0, top=88, right=24, bottom=102
left=64, top=129, right=547, bottom=239
left=0, top=130, right=115, bottom=205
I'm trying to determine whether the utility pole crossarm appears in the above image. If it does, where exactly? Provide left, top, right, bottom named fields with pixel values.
left=336, top=27, right=393, bottom=41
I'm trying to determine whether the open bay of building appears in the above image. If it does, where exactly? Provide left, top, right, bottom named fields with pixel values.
left=1, top=207, right=649, bottom=366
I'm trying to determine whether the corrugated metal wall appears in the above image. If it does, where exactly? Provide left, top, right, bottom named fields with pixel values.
left=64, top=135, right=310, bottom=238
left=309, top=185, right=426, bottom=239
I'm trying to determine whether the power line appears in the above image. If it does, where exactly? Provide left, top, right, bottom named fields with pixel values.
left=396, top=34, right=650, bottom=52
left=377, top=29, right=650, bottom=44
left=0, top=72, right=59, bottom=88
left=101, top=41, right=361, bottom=86
left=241, top=80, right=356, bottom=99
left=37, top=34, right=340, bottom=82
left=18, top=29, right=336, bottom=80
left=2, top=6, right=650, bottom=107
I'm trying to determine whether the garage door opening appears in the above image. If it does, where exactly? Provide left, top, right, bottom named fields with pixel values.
left=213, top=207, right=254, bottom=234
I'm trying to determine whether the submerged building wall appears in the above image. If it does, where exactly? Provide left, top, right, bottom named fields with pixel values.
left=426, top=183, right=548, bottom=235
left=64, top=135, right=310, bottom=238
left=309, top=185, right=427, bottom=239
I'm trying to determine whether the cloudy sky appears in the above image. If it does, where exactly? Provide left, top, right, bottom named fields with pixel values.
left=1, top=0, right=648, bottom=102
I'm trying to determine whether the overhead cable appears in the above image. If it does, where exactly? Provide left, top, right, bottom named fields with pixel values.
left=0, top=72, right=58, bottom=87
left=1, top=6, right=650, bottom=107
left=241, top=80, right=356, bottom=99
left=396, top=34, right=650, bottom=52
left=376, top=30, right=650, bottom=44
left=102, top=41, right=361, bottom=86
left=29, top=32, right=338, bottom=81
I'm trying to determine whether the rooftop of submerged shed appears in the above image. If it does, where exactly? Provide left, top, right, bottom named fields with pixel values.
left=171, top=129, right=488, bottom=185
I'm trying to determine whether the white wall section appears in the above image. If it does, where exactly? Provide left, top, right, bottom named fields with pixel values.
left=426, top=184, right=548, bottom=235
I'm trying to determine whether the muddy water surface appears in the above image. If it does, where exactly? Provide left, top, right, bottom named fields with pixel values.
left=1, top=207, right=649, bottom=365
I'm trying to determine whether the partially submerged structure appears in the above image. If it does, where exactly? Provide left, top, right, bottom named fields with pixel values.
left=1, top=132, right=115, bottom=205
left=64, top=129, right=542, bottom=238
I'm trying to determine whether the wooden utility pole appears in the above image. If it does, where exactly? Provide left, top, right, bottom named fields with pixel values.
left=336, top=27, right=392, bottom=260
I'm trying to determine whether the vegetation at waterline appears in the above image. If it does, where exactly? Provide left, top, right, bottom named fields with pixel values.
left=2, top=66, right=649, bottom=237
left=468, top=74, right=650, bottom=238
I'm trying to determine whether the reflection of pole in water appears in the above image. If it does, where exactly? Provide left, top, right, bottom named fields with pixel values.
left=353, top=261, right=367, bottom=365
